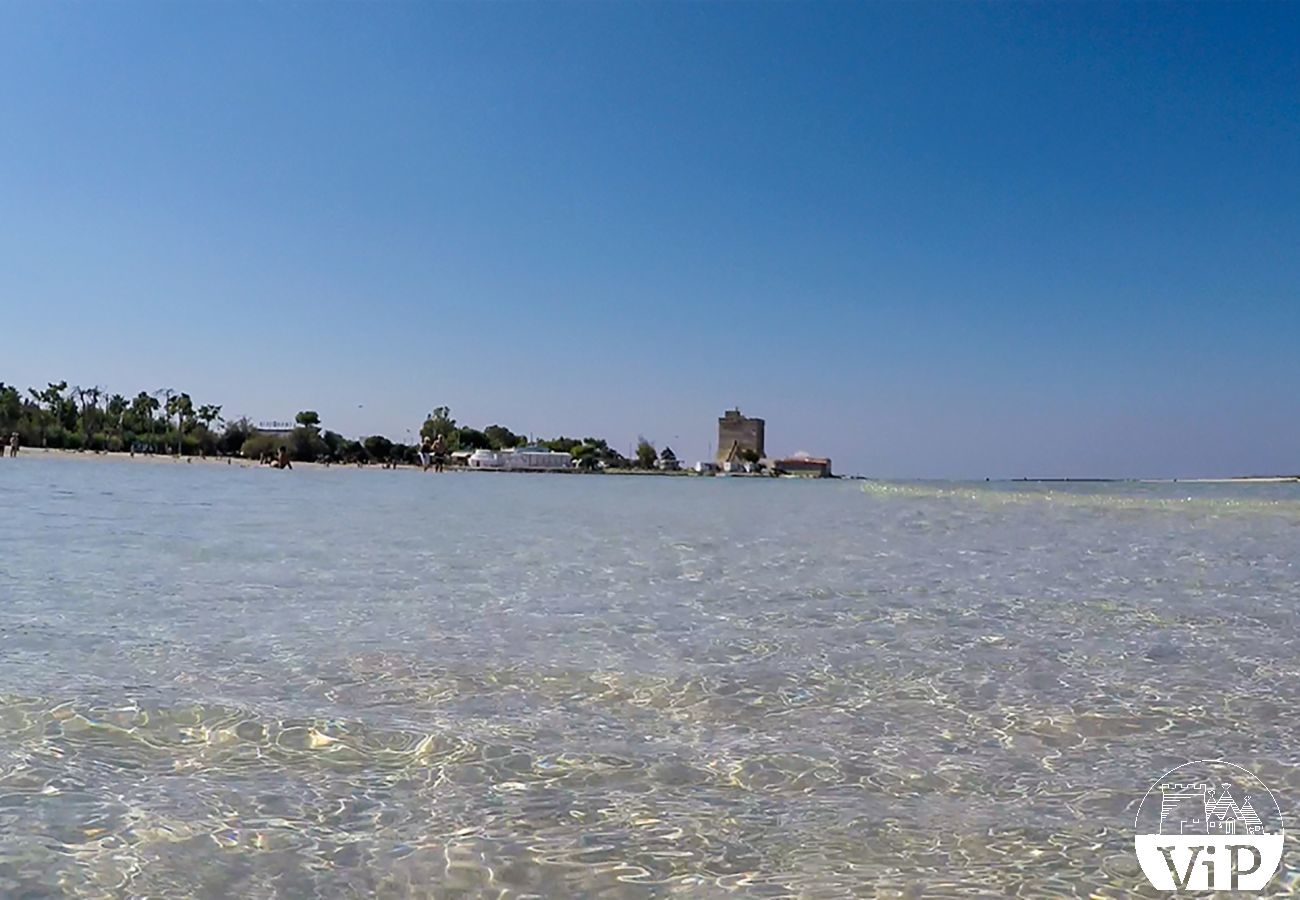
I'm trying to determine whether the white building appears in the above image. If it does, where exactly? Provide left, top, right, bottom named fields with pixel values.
left=467, top=446, right=573, bottom=471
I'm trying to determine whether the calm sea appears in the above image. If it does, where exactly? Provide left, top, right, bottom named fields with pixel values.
left=1, top=456, right=1297, bottom=897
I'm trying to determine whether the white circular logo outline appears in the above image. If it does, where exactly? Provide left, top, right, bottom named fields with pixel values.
left=1134, top=758, right=1285, bottom=836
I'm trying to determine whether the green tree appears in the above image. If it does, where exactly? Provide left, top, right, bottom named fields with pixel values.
left=0, top=383, right=21, bottom=431
left=239, top=432, right=279, bottom=460
left=420, top=406, right=458, bottom=448
left=456, top=427, right=491, bottom=450
left=484, top=424, right=523, bottom=450
left=156, top=388, right=177, bottom=446
left=287, top=426, right=326, bottom=462
left=27, top=382, right=68, bottom=445
left=99, top=393, right=128, bottom=451
left=71, top=385, right=104, bottom=438
left=49, top=383, right=78, bottom=430
left=164, top=392, right=194, bottom=455
left=296, top=410, right=321, bottom=430
left=129, top=392, right=151, bottom=425
left=197, top=404, right=223, bottom=431
left=635, top=437, right=657, bottom=469
left=569, top=437, right=627, bottom=469
left=573, top=443, right=600, bottom=470
left=321, top=429, right=345, bottom=459
left=363, top=434, right=394, bottom=461
left=219, top=418, right=255, bottom=456
left=105, top=393, right=127, bottom=428
left=127, top=392, right=160, bottom=440
left=543, top=436, right=581, bottom=454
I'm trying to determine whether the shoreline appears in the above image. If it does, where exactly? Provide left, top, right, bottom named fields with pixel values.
left=1145, top=476, right=1300, bottom=484
left=6, top=449, right=1298, bottom=482
left=0, top=447, right=706, bottom=477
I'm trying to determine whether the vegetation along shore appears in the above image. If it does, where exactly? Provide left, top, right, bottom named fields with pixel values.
left=0, top=380, right=684, bottom=472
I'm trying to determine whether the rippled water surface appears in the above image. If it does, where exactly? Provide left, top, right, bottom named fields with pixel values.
left=2, top=457, right=1298, bottom=897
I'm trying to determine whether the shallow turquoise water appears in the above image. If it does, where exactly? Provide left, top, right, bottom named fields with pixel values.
left=1, top=457, right=1298, bottom=897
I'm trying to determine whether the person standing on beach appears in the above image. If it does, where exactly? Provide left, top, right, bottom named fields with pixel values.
left=431, top=434, right=447, bottom=472
left=275, top=446, right=293, bottom=470
left=9, top=432, right=18, bottom=457
left=419, top=435, right=433, bottom=471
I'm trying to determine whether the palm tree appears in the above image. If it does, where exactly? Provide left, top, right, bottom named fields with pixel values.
left=77, top=385, right=104, bottom=438
left=106, top=394, right=128, bottom=445
left=197, top=404, right=223, bottom=431
left=0, top=383, right=21, bottom=433
left=130, top=391, right=159, bottom=437
left=197, top=405, right=223, bottom=454
left=164, top=392, right=194, bottom=455
left=105, top=393, right=127, bottom=422
left=27, top=382, right=66, bottom=445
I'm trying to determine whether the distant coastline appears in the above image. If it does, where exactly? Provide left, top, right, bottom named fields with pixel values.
left=9, top=449, right=1298, bottom=484
left=1147, top=476, right=1300, bottom=483
left=0, top=382, right=677, bottom=472
left=1, top=383, right=836, bottom=477
left=3, top=447, right=792, bottom=478
left=1006, top=476, right=1300, bottom=484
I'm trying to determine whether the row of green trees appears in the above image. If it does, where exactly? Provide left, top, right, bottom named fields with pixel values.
left=0, top=381, right=228, bottom=456
left=0, top=382, right=681, bottom=469
left=0, top=384, right=406, bottom=465
left=415, top=406, right=678, bottom=470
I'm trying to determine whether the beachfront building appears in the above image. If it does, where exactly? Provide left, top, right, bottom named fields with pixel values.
left=256, top=420, right=295, bottom=436
left=774, top=456, right=833, bottom=478
left=467, top=449, right=502, bottom=469
left=467, top=446, right=573, bottom=471
left=716, top=408, right=764, bottom=463
left=694, top=461, right=719, bottom=474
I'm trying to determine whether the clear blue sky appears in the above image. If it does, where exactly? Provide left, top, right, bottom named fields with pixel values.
left=2, top=2, right=1297, bottom=478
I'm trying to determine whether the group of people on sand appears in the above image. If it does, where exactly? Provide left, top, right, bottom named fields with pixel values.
left=260, top=446, right=293, bottom=470
left=263, top=435, right=448, bottom=472
left=419, top=434, right=447, bottom=472
left=0, top=430, right=456, bottom=472
left=0, top=430, right=464, bottom=472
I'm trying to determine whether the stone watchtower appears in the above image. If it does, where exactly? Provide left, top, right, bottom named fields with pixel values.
left=717, top=408, right=765, bottom=462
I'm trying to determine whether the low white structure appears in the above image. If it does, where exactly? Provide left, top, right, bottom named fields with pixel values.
left=468, top=446, right=573, bottom=471
left=693, top=461, right=718, bottom=474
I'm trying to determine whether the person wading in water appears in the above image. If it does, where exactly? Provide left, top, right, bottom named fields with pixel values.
left=431, top=434, right=447, bottom=472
